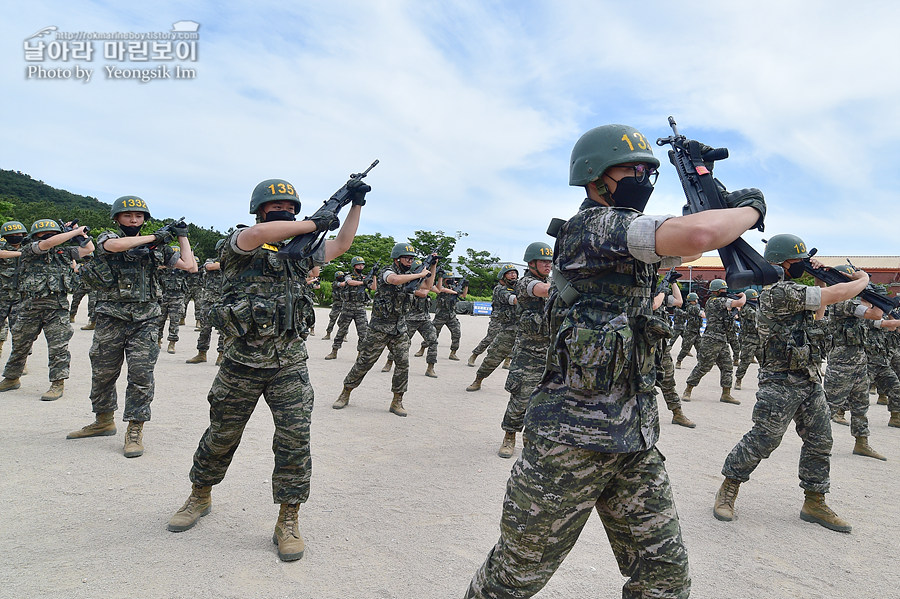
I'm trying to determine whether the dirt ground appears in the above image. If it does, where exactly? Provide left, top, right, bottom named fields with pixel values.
left=1, top=305, right=898, bottom=599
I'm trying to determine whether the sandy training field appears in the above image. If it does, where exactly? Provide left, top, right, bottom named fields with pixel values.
left=1, top=306, right=898, bottom=599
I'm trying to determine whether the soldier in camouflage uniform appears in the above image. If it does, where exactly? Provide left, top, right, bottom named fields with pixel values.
left=383, top=258, right=440, bottom=378
left=66, top=197, right=195, bottom=457
left=467, top=291, right=504, bottom=368
left=668, top=301, right=686, bottom=351
left=728, top=305, right=741, bottom=367
left=675, top=293, right=703, bottom=367
left=185, top=248, right=225, bottom=364
left=466, top=124, right=766, bottom=598
left=325, top=256, right=374, bottom=359
left=654, top=281, right=696, bottom=429
left=69, top=253, right=92, bottom=323
left=885, top=330, right=900, bottom=428
left=421, top=269, right=467, bottom=360
left=157, top=263, right=189, bottom=354
left=715, top=234, right=873, bottom=533
left=168, top=177, right=363, bottom=562
left=497, top=242, right=552, bottom=459
left=0, top=219, right=93, bottom=400
left=333, top=243, right=435, bottom=417
left=322, top=270, right=346, bottom=340
left=683, top=279, right=744, bottom=405
left=734, top=288, right=761, bottom=389
left=864, top=318, right=900, bottom=429
left=465, top=264, right=519, bottom=392
left=0, top=221, right=27, bottom=356
left=183, top=269, right=201, bottom=328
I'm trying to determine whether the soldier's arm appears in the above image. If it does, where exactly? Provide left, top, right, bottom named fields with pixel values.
left=655, top=207, right=761, bottom=258
left=323, top=205, right=362, bottom=263
left=0, top=250, right=21, bottom=258
left=174, top=235, right=197, bottom=273
left=669, top=283, right=683, bottom=307
left=103, top=234, right=158, bottom=253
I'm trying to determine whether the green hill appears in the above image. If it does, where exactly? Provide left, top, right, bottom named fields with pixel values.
left=0, top=169, right=111, bottom=212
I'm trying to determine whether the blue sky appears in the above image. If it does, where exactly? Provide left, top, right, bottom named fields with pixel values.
left=3, top=1, right=899, bottom=263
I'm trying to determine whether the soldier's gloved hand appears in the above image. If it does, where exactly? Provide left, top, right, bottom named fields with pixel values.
left=171, top=221, right=189, bottom=238
left=347, top=179, right=371, bottom=206
left=724, top=188, right=766, bottom=232
left=154, top=228, right=175, bottom=245
left=309, top=210, right=340, bottom=232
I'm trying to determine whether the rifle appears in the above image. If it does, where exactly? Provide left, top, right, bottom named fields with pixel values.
left=59, top=220, right=91, bottom=248
left=656, top=117, right=780, bottom=289
left=655, top=267, right=682, bottom=296
left=277, top=160, right=379, bottom=261
left=363, top=261, right=381, bottom=287
left=798, top=250, right=900, bottom=315
left=402, top=251, right=443, bottom=293
left=452, top=278, right=469, bottom=295
left=125, top=217, right=186, bottom=259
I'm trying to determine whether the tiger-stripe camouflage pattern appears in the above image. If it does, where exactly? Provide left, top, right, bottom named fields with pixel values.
left=735, top=301, right=761, bottom=381
left=345, top=328, right=411, bottom=393
left=432, top=290, right=462, bottom=352
left=864, top=321, right=900, bottom=413
left=823, top=299, right=870, bottom=437
left=685, top=296, right=733, bottom=388
left=675, top=302, right=702, bottom=363
left=471, top=315, right=502, bottom=357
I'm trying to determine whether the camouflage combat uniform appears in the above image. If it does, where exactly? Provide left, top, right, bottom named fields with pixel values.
left=81, top=233, right=178, bottom=421
left=157, top=267, right=188, bottom=342
left=735, top=300, right=761, bottom=382
left=473, top=281, right=519, bottom=382
left=865, top=321, right=900, bottom=414
left=342, top=265, right=413, bottom=395
left=69, top=255, right=92, bottom=320
left=183, top=270, right=202, bottom=323
left=675, top=302, right=702, bottom=363
left=2, top=240, right=78, bottom=382
left=654, top=296, right=684, bottom=412
left=331, top=271, right=370, bottom=353
left=471, top=310, right=503, bottom=358
left=728, top=307, right=741, bottom=364
left=324, top=275, right=345, bottom=337
left=667, top=304, right=686, bottom=350
left=721, top=281, right=831, bottom=491
left=432, top=287, right=463, bottom=353
left=500, top=270, right=548, bottom=434
left=404, top=293, right=437, bottom=365
left=466, top=201, right=690, bottom=598
left=685, top=295, right=734, bottom=389
left=0, top=240, right=22, bottom=346
left=823, top=299, right=871, bottom=437
left=195, top=261, right=224, bottom=354
left=190, top=231, right=321, bottom=503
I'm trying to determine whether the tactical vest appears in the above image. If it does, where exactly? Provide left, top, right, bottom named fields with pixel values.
left=0, top=242, right=21, bottom=301
left=436, top=291, right=458, bottom=314
left=371, top=266, right=412, bottom=321
left=491, top=282, right=518, bottom=324
left=19, top=246, right=74, bottom=300
left=159, top=268, right=188, bottom=296
left=516, top=273, right=548, bottom=338
left=831, top=314, right=867, bottom=347
left=213, top=240, right=313, bottom=339
left=758, top=283, right=825, bottom=374
left=202, top=268, right=223, bottom=294
left=89, top=247, right=167, bottom=303
left=704, top=296, right=733, bottom=338
left=344, top=272, right=369, bottom=305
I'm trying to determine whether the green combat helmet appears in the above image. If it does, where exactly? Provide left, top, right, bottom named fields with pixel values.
left=745, top=288, right=759, bottom=300
left=214, top=238, right=226, bottom=252
left=570, top=124, right=660, bottom=186
left=832, top=264, right=856, bottom=276
left=30, top=219, right=63, bottom=236
left=334, top=271, right=345, bottom=281
left=709, top=279, right=728, bottom=293
left=523, top=242, right=553, bottom=262
left=250, top=179, right=301, bottom=215
left=350, top=256, right=365, bottom=267
left=390, top=243, right=417, bottom=259
left=687, top=292, right=699, bottom=302
left=498, top=264, right=518, bottom=280
left=111, top=196, right=151, bottom=219
left=763, top=234, right=809, bottom=263
left=1, top=221, right=27, bottom=237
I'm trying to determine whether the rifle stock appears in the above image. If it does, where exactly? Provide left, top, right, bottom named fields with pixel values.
left=799, top=251, right=900, bottom=315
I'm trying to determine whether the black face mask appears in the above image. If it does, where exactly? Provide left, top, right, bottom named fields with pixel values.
left=787, top=261, right=806, bottom=279
left=120, top=225, right=142, bottom=237
left=264, top=210, right=296, bottom=223
left=396, top=260, right=410, bottom=273
left=4, top=235, right=24, bottom=245
left=354, top=265, right=364, bottom=273
left=610, top=176, right=654, bottom=212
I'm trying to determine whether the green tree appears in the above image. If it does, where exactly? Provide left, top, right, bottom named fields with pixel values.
left=457, top=247, right=500, bottom=297
left=407, top=230, right=467, bottom=259
left=320, top=232, right=396, bottom=283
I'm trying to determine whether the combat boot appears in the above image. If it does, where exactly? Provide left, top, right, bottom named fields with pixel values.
left=466, top=377, right=483, bottom=392
left=215, top=352, right=223, bottom=366
left=720, top=387, right=740, bottom=405
left=414, top=345, right=425, bottom=357
left=69, top=314, right=76, bottom=323
left=877, top=394, right=888, bottom=406
left=81, top=321, right=95, bottom=330
left=681, top=385, right=694, bottom=401
left=467, top=354, right=477, bottom=367
left=671, top=408, right=696, bottom=428
left=273, top=503, right=305, bottom=561
left=889, top=412, right=900, bottom=428
left=853, top=436, right=887, bottom=461
left=389, top=393, right=407, bottom=417
left=800, top=491, right=851, bottom=533
left=0, top=377, right=21, bottom=392
left=733, top=357, right=739, bottom=367
left=869, top=383, right=876, bottom=395
left=322, top=332, right=331, bottom=340
left=502, top=357, right=511, bottom=369
left=332, top=387, right=352, bottom=410
left=381, top=359, right=393, bottom=372
left=157, top=338, right=163, bottom=348
left=167, top=341, right=176, bottom=354
left=734, top=378, right=742, bottom=390
left=425, top=364, right=437, bottom=378
left=67, top=411, right=116, bottom=439
left=831, top=410, right=849, bottom=426
left=167, top=483, right=212, bottom=532
left=179, top=317, right=186, bottom=326
left=497, top=432, right=516, bottom=459
left=324, top=349, right=338, bottom=360
left=448, top=350, right=460, bottom=361
left=40, top=380, right=64, bottom=401
left=675, top=360, right=683, bottom=369
left=713, top=477, right=741, bottom=521
left=124, top=421, right=144, bottom=458
left=185, top=351, right=207, bottom=364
